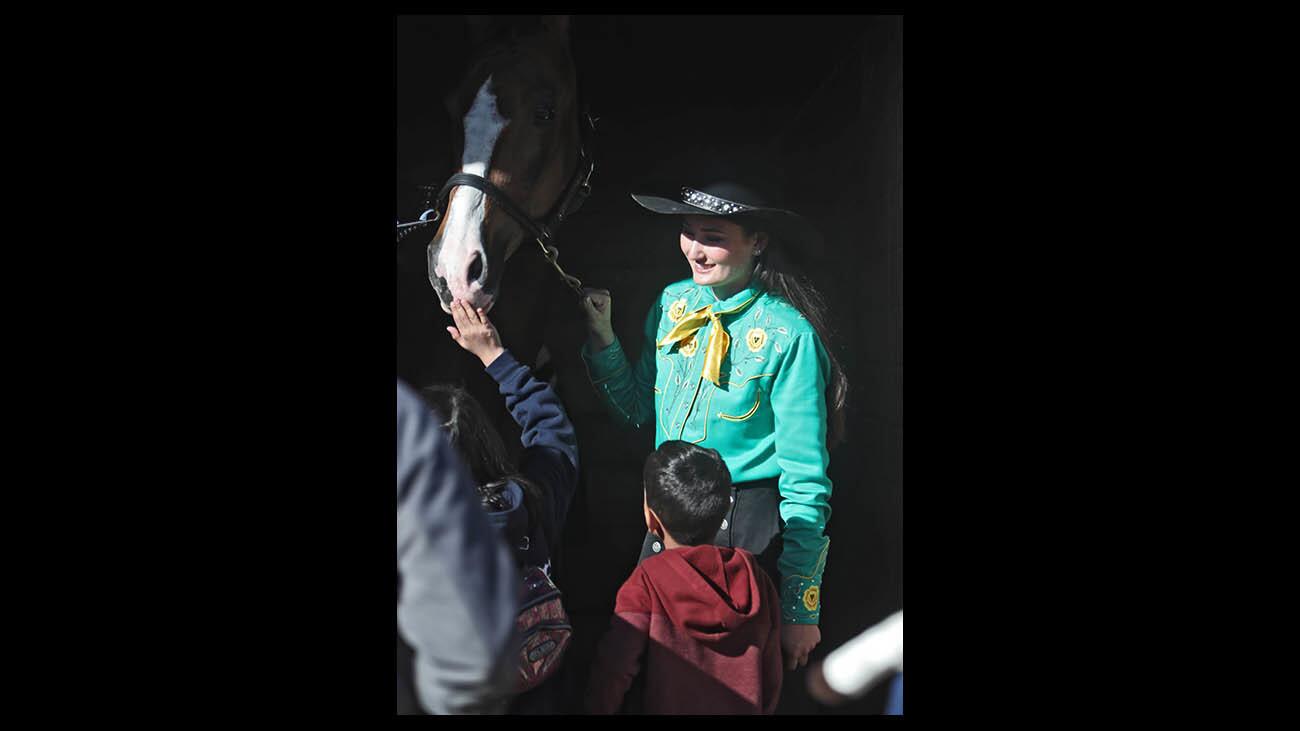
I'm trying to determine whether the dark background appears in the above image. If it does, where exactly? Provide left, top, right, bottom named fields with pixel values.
left=396, top=14, right=903, bottom=714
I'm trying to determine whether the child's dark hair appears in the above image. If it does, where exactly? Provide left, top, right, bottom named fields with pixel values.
left=417, top=384, right=550, bottom=551
left=642, top=440, right=733, bottom=546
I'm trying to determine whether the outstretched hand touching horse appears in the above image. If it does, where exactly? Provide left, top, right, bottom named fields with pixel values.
left=447, top=299, right=506, bottom=367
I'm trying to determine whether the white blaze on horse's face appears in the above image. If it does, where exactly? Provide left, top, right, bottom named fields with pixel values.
left=432, top=75, right=507, bottom=313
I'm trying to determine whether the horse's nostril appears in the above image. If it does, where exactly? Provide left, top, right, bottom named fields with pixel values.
left=467, top=251, right=485, bottom=284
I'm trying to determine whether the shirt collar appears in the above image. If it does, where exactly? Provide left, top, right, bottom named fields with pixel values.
left=701, top=279, right=763, bottom=316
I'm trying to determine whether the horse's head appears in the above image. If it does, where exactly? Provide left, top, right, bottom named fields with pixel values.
left=427, top=15, right=579, bottom=314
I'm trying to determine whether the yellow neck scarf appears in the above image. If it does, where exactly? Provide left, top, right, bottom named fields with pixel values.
left=657, top=292, right=759, bottom=386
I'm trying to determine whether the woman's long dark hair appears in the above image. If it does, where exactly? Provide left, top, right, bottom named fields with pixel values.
left=740, top=221, right=849, bottom=450
left=417, top=385, right=551, bottom=549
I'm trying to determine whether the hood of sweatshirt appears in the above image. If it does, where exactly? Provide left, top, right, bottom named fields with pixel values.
left=640, top=544, right=766, bottom=642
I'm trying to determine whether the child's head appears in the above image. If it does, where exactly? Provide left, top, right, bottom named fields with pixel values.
left=418, top=385, right=513, bottom=487
left=642, top=440, right=733, bottom=546
left=418, top=383, right=552, bottom=561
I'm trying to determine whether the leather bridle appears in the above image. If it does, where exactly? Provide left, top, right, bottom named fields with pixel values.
left=397, top=110, right=597, bottom=297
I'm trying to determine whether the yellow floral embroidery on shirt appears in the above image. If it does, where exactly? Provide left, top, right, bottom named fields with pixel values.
left=746, top=327, right=768, bottom=352
left=678, top=333, right=698, bottom=358
left=802, top=585, right=820, bottom=612
left=667, top=298, right=688, bottom=323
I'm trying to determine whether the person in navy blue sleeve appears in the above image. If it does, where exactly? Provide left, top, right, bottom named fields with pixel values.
left=414, top=298, right=581, bottom=713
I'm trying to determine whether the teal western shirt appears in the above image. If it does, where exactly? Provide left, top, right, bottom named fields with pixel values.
left=582, top=278, right=832, bottom=623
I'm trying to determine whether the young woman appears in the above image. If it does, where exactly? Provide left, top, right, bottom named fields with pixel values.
left=580, top=179, right=848, bottom=671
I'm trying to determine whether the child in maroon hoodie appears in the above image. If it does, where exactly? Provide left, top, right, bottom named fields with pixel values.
left=586, top=441, right=784, bottom=714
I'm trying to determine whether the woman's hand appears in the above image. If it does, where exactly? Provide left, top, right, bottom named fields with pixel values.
left=581, top=287, right=615, bottom=351
left=446, top=299, right=505, bottom=368
left=782, top=623, right=822, bottom=671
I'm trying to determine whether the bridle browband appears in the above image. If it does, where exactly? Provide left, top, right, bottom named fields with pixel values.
left=397, top=109, right=597, bottom=298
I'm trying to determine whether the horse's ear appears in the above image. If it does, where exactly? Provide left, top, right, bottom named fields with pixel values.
left=465, top=15, right=495, bottom=45
left=539, top=14, right=570, bottom=39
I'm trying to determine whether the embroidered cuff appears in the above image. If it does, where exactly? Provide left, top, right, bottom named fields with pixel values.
left=782, top=575, right=823, bottom=625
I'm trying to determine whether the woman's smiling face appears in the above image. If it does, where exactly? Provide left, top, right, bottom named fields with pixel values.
left=679, top=215, right=764, bottom=298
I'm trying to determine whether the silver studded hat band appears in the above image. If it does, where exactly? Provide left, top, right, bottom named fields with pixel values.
left=680, top=187, right=752, bottom=215
left=629, top=181, right=826, bottom=256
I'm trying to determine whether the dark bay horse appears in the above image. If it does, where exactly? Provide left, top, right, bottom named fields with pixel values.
left=414, top=14, right=589, bottom=315
left=396, top=14, right=592, bottom=446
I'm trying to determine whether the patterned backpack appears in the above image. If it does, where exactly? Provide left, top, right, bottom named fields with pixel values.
left=515, top=565, right=572, bottom=692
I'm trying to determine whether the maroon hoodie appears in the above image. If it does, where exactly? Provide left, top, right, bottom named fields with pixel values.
left=585, top=544, right=783, bottom=714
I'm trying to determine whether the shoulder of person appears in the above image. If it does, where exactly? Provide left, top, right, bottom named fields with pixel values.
left=613, top=563, right=655, bottom=610
left=654, top=278, right=704, bottom=326
left=755, top=290, right=819, bottom=338
left=658, top=277, right=698, bottom=304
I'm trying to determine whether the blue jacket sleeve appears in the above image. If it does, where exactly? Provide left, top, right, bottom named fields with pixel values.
left=396, top=380, right=520, bottom=714
left=484, top=349, right=580, bottom=541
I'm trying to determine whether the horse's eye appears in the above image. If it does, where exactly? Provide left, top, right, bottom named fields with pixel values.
left=534, top=105, right=555, bottom=123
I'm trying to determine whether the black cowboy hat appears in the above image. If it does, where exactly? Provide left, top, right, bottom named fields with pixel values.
left=630, top=181, right=826, bottom=256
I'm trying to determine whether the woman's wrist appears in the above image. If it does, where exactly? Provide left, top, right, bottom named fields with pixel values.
left=587, top=329, right=615, bottom=352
